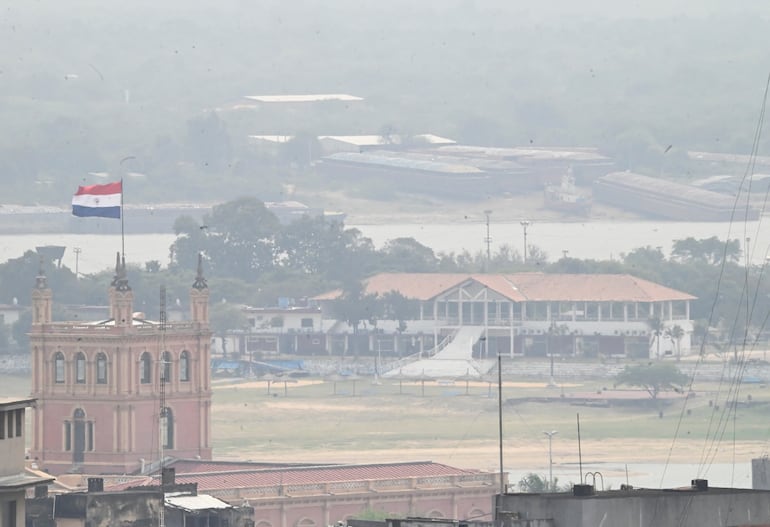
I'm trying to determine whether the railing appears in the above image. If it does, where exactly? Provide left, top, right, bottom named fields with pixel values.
left=33, top=322, right=200, bottom=333
left=383, top=330, right=457, bottom=373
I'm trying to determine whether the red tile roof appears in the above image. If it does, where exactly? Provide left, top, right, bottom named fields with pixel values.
left=314, top=273, right=695, bottom=303
left=507, top=273, right=696, bottom=302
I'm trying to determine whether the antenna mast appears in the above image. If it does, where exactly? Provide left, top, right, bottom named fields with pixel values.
left=497, top=353, right=504, bottom=495
left=159, top=285, right=167, bottom=527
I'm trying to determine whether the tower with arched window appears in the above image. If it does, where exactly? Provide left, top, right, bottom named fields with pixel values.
left=29, top=253, right=212, bottom=475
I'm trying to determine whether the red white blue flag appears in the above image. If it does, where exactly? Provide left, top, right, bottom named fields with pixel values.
left=71, top=181, right=122, bottom=219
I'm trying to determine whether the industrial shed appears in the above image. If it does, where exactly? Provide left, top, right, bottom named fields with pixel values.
left=593, top=171, right=759, bottom=221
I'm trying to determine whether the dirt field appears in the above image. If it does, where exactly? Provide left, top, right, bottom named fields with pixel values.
left=211, top=376, right=770, bottom=474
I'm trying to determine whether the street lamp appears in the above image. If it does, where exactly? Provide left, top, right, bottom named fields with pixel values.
left=73, top=247, right=82, bottom=278
left=484, top=210, right=493, bottom=268
left=520, top=220, right=531, bottom=264
left=543, top=430, right=558, bottom=492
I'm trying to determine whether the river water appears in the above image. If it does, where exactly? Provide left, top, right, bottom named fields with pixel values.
left=0, top=219, right=768, bottom=275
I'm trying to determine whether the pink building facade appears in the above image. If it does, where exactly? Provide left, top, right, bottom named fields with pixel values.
left=29, top=255, right=213, bottom=475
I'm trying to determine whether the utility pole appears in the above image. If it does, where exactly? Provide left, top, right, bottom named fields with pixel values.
left=73, top=247, right=82, bottom=278
left=484, top=210, right=493, bottom=269
left=543, top=430, right=558, bottom=491
left=520, top=220, right=531, bottom=264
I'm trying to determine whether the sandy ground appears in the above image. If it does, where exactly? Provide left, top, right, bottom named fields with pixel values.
left=212, top=379, right=767, bottom=473
left=309, top=190, right=642, bottom=225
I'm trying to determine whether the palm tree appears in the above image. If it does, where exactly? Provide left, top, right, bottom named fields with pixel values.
left=665, top=325, right=685, bottom=361
left=647, top=317, right=665, bottom=360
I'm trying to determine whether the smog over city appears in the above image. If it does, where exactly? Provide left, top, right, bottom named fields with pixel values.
left=4, top=1, right=770, bottom=526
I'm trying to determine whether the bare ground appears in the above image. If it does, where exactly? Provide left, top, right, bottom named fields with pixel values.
left=308, top=190, right=642, bottom=225
left=211, top=379, right=767, bottom=472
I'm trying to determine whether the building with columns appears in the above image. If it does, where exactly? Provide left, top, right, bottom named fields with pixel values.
left=29, top=254, right=213, bottom=475
left=314, top=273, right=697, bottom=360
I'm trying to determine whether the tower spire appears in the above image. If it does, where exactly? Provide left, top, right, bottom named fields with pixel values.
left=192, top=253, right=208, bottom=290
left=35, top=255, right=47, bottom=289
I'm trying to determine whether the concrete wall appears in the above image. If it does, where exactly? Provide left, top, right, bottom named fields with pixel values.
left=498, top=489, right=770, bottom=527
left=0, top=490, right=25, bottom=527
left=0, top=408, right=26, bottom=475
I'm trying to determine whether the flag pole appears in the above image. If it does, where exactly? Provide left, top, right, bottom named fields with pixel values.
left=120, top=178, right=125, bottom=259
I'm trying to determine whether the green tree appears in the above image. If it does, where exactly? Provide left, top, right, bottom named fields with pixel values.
left=379, top=237, right=438, bottom=272
left=665, top=324, right=685, bottom=360
left=209, top=302, right=249, bottom=358
left=671, top=237, right=741, bottom=266
left=169, top=214, right=210, bottom=272
left=517, top=472, right=567, bottom=493
left=615, top=362, right=688, bottom=401
left=647, top=317, right=665, bottom=360
left=380, top=291, right=419, bottom=332
left=331, top=282, right=381, bottom=356
left=202, top=197, right=281, bottom=281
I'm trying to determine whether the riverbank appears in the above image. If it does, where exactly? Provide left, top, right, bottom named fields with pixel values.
left=311, top=190, right=642, bottom=225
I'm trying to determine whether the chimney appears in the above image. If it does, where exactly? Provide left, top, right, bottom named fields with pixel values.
left=87, top=478, right=104, bottom=492
left=162, top=467, right=176, bottom=486
left=572, top=484, right=595, bottom=497
left=691, top=479, right=709, bottom=491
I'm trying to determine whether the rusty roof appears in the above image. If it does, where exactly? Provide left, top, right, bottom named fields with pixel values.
left=314, top=273, right=694, bottom=303
left=113, top=461, right=479, bottom=493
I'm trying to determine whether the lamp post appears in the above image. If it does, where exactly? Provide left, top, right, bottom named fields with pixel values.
left=543, top=430, right=558, bottom=491
left=484, top=210, right=493, bottom=269
left=520, top=220, right=530, bottom=264
left=73, top=247, right=82, bottom=278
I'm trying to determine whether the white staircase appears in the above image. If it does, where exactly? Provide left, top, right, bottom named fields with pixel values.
left=383, top=326, right=494, bottom=379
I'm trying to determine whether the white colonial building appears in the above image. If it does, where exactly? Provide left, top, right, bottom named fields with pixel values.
left=315, top=272, right=696, bottom=362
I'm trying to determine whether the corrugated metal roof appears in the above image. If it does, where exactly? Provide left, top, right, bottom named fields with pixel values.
left=0, top=471, right=54, bottom=490
left=165, top=493, right=232, bottom=512
left=323, top=152, right=484, bottom=174
left=437, top=145, right=610, bottom=162
left=244, top=94, right=364, bottom=103
left=597, top=172, right=737, bottom=207
left=0, top=397, right=35, bottom=410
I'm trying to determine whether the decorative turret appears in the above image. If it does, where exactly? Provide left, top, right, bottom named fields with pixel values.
left=31, top=255, right=52, bottom=325
left=108, top=252, right=134, bottom=327
left=190, top=253, right=209, bottom=324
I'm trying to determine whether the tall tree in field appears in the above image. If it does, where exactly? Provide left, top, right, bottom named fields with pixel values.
left=615, top=362, right=688, bottom=402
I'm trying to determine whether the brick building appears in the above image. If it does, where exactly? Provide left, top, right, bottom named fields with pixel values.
left=29, top=254, right=213, bottom=475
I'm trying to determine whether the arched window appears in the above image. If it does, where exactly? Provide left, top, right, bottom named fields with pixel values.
left=54, top=352, right=65, bottom=383
left=161, top=351, right=172, bottom=383
left=96, top=353, right=108, bottom=384
left=160, top=407, right=174, bottom=449
left=180, top=351, right=190, bottom=382
left=75, top=352, right=86, bottom=384
left=140, top=352, right=152, bottom=384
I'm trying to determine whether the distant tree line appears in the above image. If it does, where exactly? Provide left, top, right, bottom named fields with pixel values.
left=0, top=198, right=765, bottom=353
